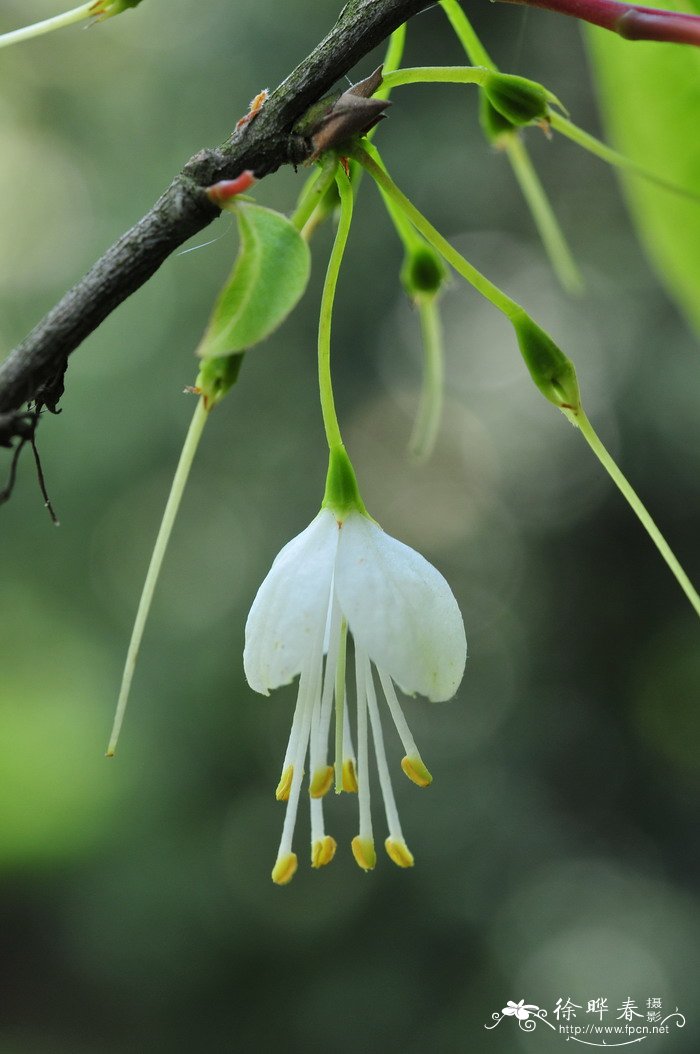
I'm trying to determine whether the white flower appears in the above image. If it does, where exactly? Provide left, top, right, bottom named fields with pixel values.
left=503, top=1000, right=539, bottom=1021
left=244, top=505, right=467, bottom=885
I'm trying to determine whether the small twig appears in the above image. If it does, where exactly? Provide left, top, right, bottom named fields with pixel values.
left=29, top=431, right=60, bottom=525
left=0, top=0, right=434, bottom=417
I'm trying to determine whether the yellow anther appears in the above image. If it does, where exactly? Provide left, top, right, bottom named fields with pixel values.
left=311, top=835, right=337, bottom=868
left=401, top=755, right=433, bottom=788
left=351, top=835, right=376, bottom=871
left=385, top=838, right=415, bottom=868
left=309, top=765, right=333, bottom=799
left=342, top=758, right=358, bottom=793
left=271, top=852, right=298, bottom=886
left=275, top=765, right=293, bottom=801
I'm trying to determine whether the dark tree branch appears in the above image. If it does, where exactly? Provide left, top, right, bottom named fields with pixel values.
left=0, top=0, right=434, bottom=415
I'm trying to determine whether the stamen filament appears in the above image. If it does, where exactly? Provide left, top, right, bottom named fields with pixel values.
left=276, top=645, right=321, bottom=862
left=354, top=646, right=373, bottom=845
left=378, top=670, right=422, bottom=762
left=308, top=651, right=333, bottom=799
left=342, top=705, right=358, bottom=793
left=364, top=659, right=404, bottom=843
left=334, top=619, right=348, bottom=792
left=314, top=599, right=342, bottom=774
left=277, top=681, right=307, bottom=799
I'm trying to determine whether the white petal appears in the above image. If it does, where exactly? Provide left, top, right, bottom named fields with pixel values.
left=244, top=509, right=338, bottom=693
left=334, top=512, right=466, bottom=701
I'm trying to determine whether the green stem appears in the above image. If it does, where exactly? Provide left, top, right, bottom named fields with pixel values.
left=550, top=113, right=700, bottom=202
left=362, top=142, right=422, bottom=253
left=0, top=2, right=95, bottom=49
left=575, top=410, right=700, bottom=618
left=506, top=135, right=583, bottom=295
left=374, top=23, right=407, bottom=100
left=290, top=155, right=339, bottom=235
left=409, top=298, right=444, bottom=463
left=318, top=166, right=353, bottom=452
left=353, top=143, right=520, bottom=320
left=351, top=23, right=407, bottom=194
left=382, top=66, right=488, bottom=90
left=439, top=2, right=582, bottom=295
left=106, top=397, right=210, bottom=756
left=439, top=0, right=494, bottom=66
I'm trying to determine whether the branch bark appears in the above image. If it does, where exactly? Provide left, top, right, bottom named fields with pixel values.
left=0, top=0, right=434, bottom=415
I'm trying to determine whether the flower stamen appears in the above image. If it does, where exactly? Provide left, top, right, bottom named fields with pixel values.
left=378, top=669, right=433, bottom=787
left=310, top=598, right=341, bottom=798
left=341, top=703, right=358, bottom=792
left=310, top=796, right=337, bottom=868
left=365, top=657, right=415, bottom=869
left=272, top=643, right=322, bottom=884
left=351, top=645, right=375, bottom=870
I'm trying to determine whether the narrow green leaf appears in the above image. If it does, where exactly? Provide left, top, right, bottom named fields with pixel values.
left=586, top=20, right=700, bottom=333
left=196, top=203, right=311, bottom=359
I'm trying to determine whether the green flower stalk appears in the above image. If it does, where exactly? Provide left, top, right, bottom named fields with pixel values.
left=439, top=0, right=583, bottom=294
left=354, top=143, right=700, bottom=619
left=107, top=179, right=311, bottom=756
left=239, top=161, right=466, bottom=884
left=408, top=297, right=446, bottom=463
left=0, top=0, right=143, bottom=50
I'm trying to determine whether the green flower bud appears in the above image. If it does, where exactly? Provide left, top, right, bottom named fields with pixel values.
left=512, top=313, right=581, bottom=412
left=194, top=353, right=244, bottom=408
left=92, top=0, right=144, bottom=18
left=479, top=93, right=517, bottom=147
left=401, top=245, right=447, bottom=301
left=483, top=72, right=565, bottom=128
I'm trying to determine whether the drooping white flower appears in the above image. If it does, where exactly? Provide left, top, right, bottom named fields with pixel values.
left=244, top=451, right=466, bottom=885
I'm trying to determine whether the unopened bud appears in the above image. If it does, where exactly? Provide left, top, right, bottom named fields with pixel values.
left=512, top=313, right=581, bottom=412
left=90, top=0, right=144, bottom=20
left=484, top=72, right=565, bottom=128
left=194, top=354, right=244, bottom=409
left=206, top=172, right=257, bottom=207
left=401, top=245, right=447, bottom=302
left=479, top=94, right=517, bottom=147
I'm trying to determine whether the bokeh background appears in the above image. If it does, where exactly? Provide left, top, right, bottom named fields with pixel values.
left=1, top=1, right=698, bottom=1050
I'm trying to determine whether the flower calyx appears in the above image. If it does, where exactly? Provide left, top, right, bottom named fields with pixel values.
left=483, top=71, right=567, bottom=133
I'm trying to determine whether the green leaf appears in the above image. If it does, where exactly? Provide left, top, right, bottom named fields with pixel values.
left=196, top=203, right=311, bottom=359
left=586, top=20, right=700, bottom=333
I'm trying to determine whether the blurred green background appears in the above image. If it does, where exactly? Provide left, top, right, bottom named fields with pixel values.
left=1, top=1, right=698, bottom=1050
